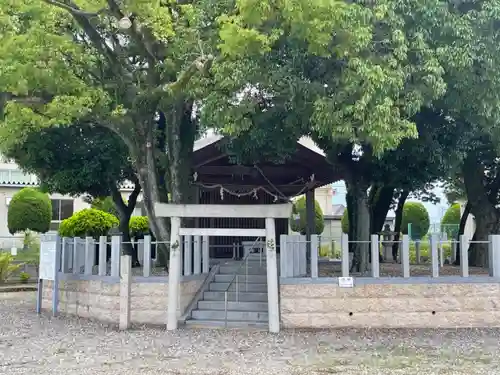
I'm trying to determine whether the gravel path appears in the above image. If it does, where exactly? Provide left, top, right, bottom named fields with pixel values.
left=1, top=292, right=500, bottom=375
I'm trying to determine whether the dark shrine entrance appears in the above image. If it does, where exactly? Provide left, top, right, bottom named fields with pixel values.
left=191, top=135, right=340, bottom=259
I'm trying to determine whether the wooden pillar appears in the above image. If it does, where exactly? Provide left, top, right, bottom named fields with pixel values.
left=167, top=216, right=181, bottom=330
left=305, top=189, right=315, bottom=256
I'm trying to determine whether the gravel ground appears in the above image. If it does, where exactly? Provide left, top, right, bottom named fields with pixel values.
left=1, top=292, right=500, bottom=375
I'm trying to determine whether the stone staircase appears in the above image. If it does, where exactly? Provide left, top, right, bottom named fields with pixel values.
left=186, top=253, right=270, bottom=329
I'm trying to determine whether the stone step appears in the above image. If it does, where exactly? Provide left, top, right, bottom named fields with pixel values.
left=185, top=319, right=268, bottom=330
left=209, top=282, right=268, bottom=293
left=219, top=265, right=267, bottom=274
left=191, top=309, right=269, bottom=322
left=198, top=301, right=268, bottom=312
left=214, top=274, right=268, bottom=283
left=203, top=291, right=268, bottom=302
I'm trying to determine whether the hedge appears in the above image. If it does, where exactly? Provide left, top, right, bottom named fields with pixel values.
left=401, top=201, right=430, bottom=239
left=441, top=203, right=460, bottom=237
left=290, top=196, right=324, bottom=235
left=129, top=216, right=149, bottom=237
left=7, top=188, right=52, bottom=234
left=58, top=208, right=119, bottom=238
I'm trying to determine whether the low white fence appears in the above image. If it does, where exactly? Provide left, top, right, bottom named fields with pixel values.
left=280, top=233, right=500, bottom=279
left=57, top=235, right=210, bottom=279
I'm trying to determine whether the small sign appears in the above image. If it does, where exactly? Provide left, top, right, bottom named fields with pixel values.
left=338, top=276, right=354, bottom=288
left=39, top=241, right=57, bottom=281
left=10, top=247, right=17, bottom=256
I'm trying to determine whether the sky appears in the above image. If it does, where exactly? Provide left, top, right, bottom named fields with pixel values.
left=331, top=181, right=449, bottom=224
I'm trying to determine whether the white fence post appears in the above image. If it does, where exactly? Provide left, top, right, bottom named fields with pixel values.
left=341, top=233, right=349, bottom=277
left=370, top=234, right=379, bottom=278
left=61, top=237, right=70, bottom=273
left=193, top=235, right=202, bottom=275
left=72, top=238, right=79, bottom=275
left=111, top=236, right=121, bottom=277
left=98, top=236, right=107, bottom=276
left=119, top=255, right=131, bottom=330
left=84, top=237, right=94, bottom=275
left=183, top=235, right=192, bottom=276
left=138, top=239, right=144, bottom=265
left=143, top=235, right=151, bottom=277
left=430, top=234, right=439, bottom=277
left=488, top=235, right=500, bottom=277
left=401, top=235, right=410, bottom=278
left=460, top=235, right=469, bottom=277
left=311, top=234, right=319, bottom=278
left=280, top=234, right=287, bottom=277
left=202, top=235, right=209, bottom=274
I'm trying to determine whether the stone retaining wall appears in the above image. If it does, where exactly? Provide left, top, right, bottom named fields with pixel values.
left=280, top=282, right=500, bottom=328
left=43, top=277, right=205, bottom=325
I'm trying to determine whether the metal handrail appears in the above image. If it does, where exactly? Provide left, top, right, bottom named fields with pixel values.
left=224, top=237, right=263, bottom=328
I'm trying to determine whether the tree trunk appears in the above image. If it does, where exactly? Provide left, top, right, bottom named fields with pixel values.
left=454, top=201, right=471, bottom=265
left=392, top=189, right=409, bottom=260
left=110, top=182, right=141, bottom=266
left=370, top=186, right=394, bottom=234
left=347, top=181, right=370, bottom=274
left=463, top=152, right=500, bottom=267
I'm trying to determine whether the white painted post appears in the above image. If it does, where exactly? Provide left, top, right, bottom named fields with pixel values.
left=138, top=239, right=144, bottom=265
left=265, top=217, right=279, bottom=333
left=202, top=235, right=209, bottom=274
left=183, top=235, right=192, bottom=276
left=310, top=234, right=319, bottom=278
left=370, top=234, right=379, bottom=278
left=193, top=235, right=202, bottom=275
left=84, top=237, right=94, bottom=275
left=111, top=236, right=121, bottom=277
left=293, top=236, right=300, bottom=277
left=280, top=234, right=287, bottom=277
left=143, top=235, right=151, bottom=277
left=98, top=236, right=107, bottom=276
left=167, top=217, right=181, bottom=331
left=401, top=235, right=410, bottom=278
left=341, top=233, right=349, bottom=277
left=439, top=236, right=444, bottom=267
left=72, top=238, right=79, bottom=275
left=285, top=236, right=294, bottom=277
left=61, top=237, right=70, bottom=273
left=459, top=235, right=469, bottom=277
left=488, top=235, right=500, bottom=277
left=299, top=235, right=307, bottom=276
left=430, top=234, right=439, bottom=278
left=119, top=255, right=131, bottom=330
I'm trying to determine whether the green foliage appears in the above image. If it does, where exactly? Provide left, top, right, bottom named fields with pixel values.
left=58, top=209, right=119, bottom=238
left=341, top=210, right=349, bottom=234
left=290, top=197, right=324, bottom=235
left=19, top=272, right=30, bottom=284
left=441, top=203, right=461, bottom=238
left=0, top=253, right=22, bottom=284
left=401, top=202, right=430, bottom=240
left=7, top=188, right=51, bottom=235
left=409, top=241, right=452, bottom=264
left=129, top=216, right=149, bottom=238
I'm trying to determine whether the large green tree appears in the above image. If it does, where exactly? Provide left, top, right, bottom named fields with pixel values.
left=0, top=0, right=222, bottom=244
left=3, top=123, right=142, bottom=264
left=203, top=0, right=456, bottom=272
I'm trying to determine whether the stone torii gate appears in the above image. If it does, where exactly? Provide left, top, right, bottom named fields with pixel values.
left=154, top=202, right=292, bottom=333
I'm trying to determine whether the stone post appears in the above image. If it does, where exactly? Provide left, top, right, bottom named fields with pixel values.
left=370, top=234, right=380, bottom=278
left=341, top=233, right=349, bottom=277
left=111, top=236, right=121, bottom=277
left=401, top=235, right=410, bottom=278
left=265, top=217, right=280, bottom=333
left=488, top=235, right=500, bottom=277
left=98, top=236, right=107, bottom=276
left=167, top=216, right=181, bottom=331
left=430, top=234, right=439, bottom=278
left=119, top=255, right=131, bottom=330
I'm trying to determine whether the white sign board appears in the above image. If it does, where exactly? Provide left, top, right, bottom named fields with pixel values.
left=39, top=241, right=57, bottom=281
left=338, top=276, right=354, bottom=288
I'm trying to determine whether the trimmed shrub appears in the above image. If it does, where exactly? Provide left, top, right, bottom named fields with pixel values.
left=8, top=188, right=51, bottom=234
left=401, top=201, right=430, bottom=240
left=290, top=196, right=324, bottom=235
left=58, top=208, right=119, bottom=238
left=0, top=253, right=22, bottom=283
left=129, top=216, right=149, bottom=238
left=91, top=196, right=118, bottom=217
left=441, top=203, right=460, bottom=238
left=341, top=209, right=349, bottom=234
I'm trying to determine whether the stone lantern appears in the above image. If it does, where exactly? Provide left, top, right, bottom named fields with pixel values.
left=380, top=224, right=397, bottom=262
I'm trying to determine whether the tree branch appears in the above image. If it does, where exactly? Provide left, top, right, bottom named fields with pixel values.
left=156, top=55, right=214, bottom=97
left=127, top=177, right=141, bottom=211
left=44, top=0, right=107, bottom=16
left=110, top=183, right=128, bottom=216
